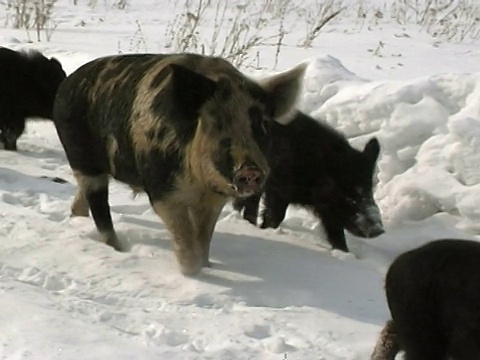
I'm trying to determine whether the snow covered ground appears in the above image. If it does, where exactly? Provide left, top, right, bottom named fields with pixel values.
left=0, top=0, right=479, bottom=359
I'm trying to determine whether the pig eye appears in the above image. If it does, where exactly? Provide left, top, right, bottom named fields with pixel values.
left=346, top=198, right=358, bottom=207
left=249, top=106, right=268, bottom=134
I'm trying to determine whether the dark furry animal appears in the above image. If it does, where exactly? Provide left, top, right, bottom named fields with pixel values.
left=0, top=47, right=66, bottom=150
left=53, top=53, right=306, bottom=275
left=233, top=111, right=384, bottom=252
left=371, top=239, right=480, bottom=360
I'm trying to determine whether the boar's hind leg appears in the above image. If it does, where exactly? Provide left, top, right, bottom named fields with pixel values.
left=371, top=320, right=400, bottom=360
left=73, top=172, right=124, bottom=252
left=71, top=171, right=90, bottom=217
left=0, top=117, right=25, bottom=151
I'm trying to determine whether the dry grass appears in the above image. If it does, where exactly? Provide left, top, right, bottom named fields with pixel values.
left=299, top=0, right=346, bottom=48
left=164, top=0, right=291, bottom=69
left=2, top=0, right=478, bottom=48
left=368, top=0, right=480, bottom=42
left=3, top=0, right=58, bottom=41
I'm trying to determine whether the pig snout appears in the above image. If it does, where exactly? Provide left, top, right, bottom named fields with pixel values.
left=234, top=166, right=265, bottom=197
left=352, top=203, right=385, bottom=238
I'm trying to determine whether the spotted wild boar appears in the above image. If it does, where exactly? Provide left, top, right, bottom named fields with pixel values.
left=53, top=53, right=306, bottom=275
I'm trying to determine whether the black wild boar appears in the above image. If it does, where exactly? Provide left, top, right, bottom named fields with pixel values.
left=53, top=53, right=306, bottom=275
left=233, top=111, right=384, bottom=252
left=0, top=47, right=66, bottom=150
left=371, top=239, right=480, bottom=360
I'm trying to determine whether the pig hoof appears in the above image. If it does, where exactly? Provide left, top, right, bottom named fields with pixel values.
left=179, top=257, right=203, bottom=276
left=103, top=232, right=129, bottom=252
left=108, top=240, right=129, bottom=252
left=203, top=258, right=213, bottom=268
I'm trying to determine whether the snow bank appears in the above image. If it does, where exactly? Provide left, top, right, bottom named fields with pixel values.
left=300, top=55, right=480, bottom=235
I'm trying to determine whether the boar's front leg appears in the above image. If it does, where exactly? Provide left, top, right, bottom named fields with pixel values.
left=151, top=198, right=204, bottom=276
left=260, top=192, right=289, bottom=229
left=233, top=193, right=262, bottom=226
left=193, top=195, right=225, bottom=268
left=315, top=207, right=348, bottom=252
left=152, top=193, right=226, bottom=275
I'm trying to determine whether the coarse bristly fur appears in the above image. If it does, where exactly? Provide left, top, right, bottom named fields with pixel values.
left=0, top=47, right=66, bottom=151
left=233, top=111, right=384, bottom=252
left=53, top=52, right=306, bottom=275
left=370, top=319, right=400, bottom=360
left=371, top=239, right=480, bottom=360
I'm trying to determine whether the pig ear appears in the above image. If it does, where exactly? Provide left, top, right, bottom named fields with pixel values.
left=214, top=75, right=233, bottom=102
left=169, top=63, right=217, bottom=112
left=259, top=62, right=307, bottom=125
left=48, top=57, right=67, bottom=78
left=49, top=57, right=62, bottom=67
left=363, top=137, right=381, bottom=162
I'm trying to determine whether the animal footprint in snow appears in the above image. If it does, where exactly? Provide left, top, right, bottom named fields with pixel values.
left=263, top=336, right=296, bottom=354
left=17, top=267, right=73, bottom=292
left=2, top=192, right=23, bottom=205
left=144, top=324, right=190, bottom=347
left=243, top=324, right=271, bottom=339
left=189, top=294, right=230, bottom=309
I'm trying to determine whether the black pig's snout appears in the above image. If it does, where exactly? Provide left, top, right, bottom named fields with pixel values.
left=365, top=222, right=385, bottom=238
left=234, top=166, right=264, bottom=197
